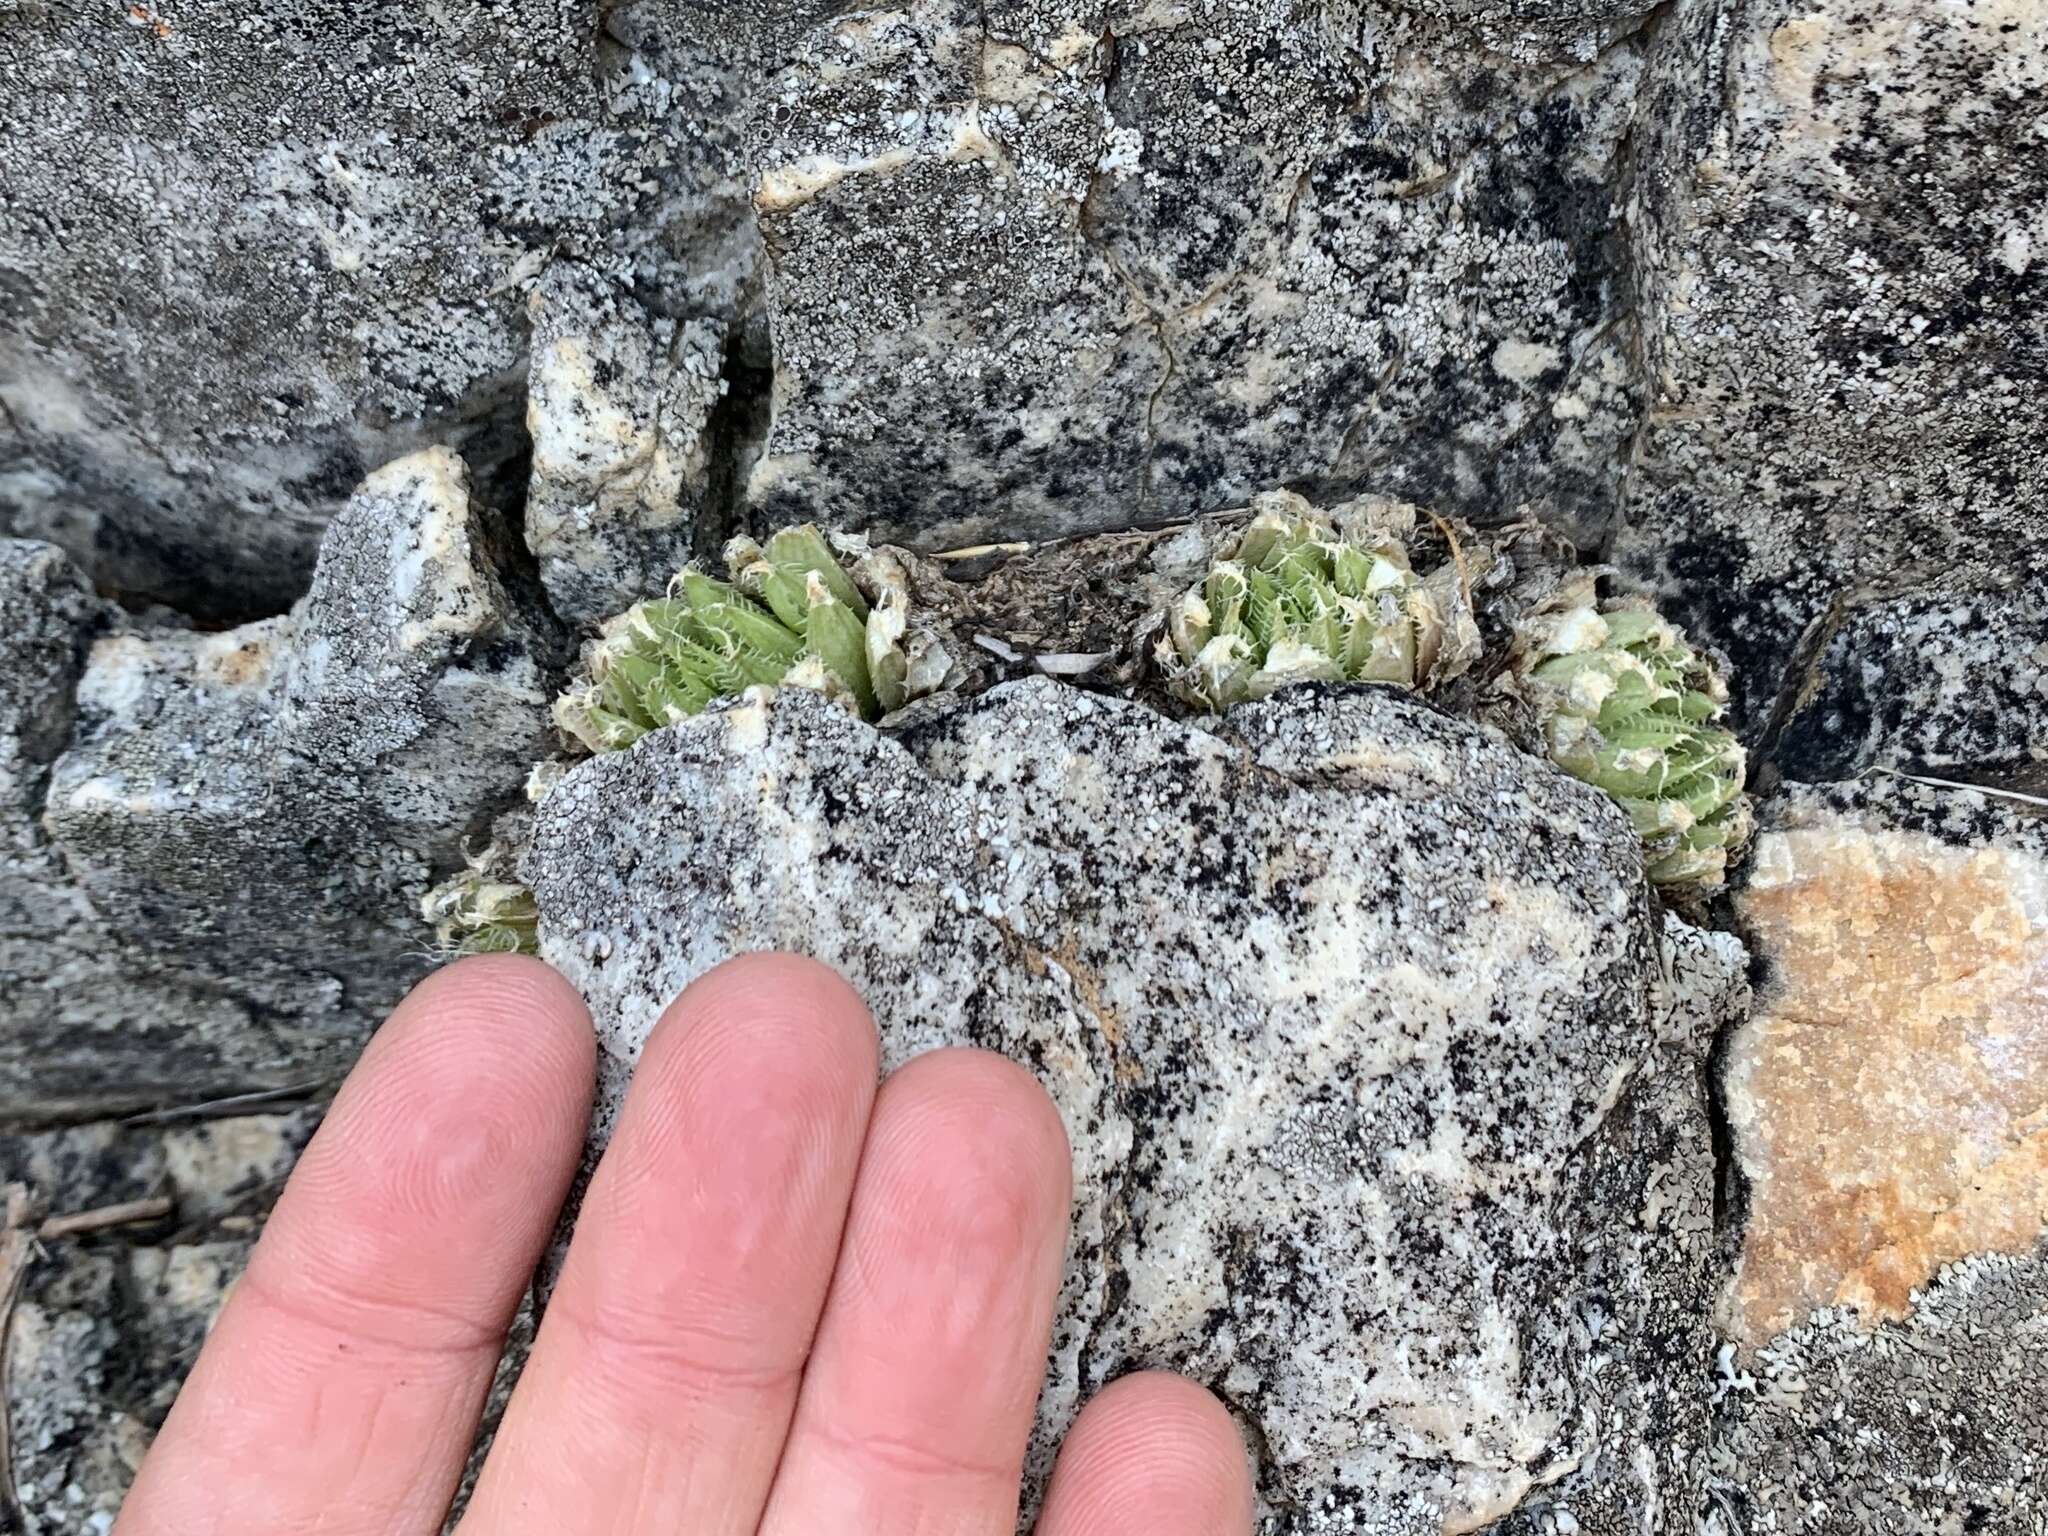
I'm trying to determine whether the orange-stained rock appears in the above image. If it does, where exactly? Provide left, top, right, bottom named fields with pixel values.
left=1725, top=815, right=2048, bottom=1345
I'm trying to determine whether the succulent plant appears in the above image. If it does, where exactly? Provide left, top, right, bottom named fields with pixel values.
left=1155, top=492, right=1477, bottom=711
left=552, top=526, right=951, bottom=754
left=421, top=844, right=539, bottom=957
left=1517, top=593, right=1751, bottom=891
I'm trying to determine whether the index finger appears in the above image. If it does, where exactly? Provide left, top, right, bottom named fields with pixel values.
left=116, top=956, right=594, bottom=1536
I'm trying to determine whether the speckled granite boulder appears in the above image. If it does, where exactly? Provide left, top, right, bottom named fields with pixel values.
left=1714, top=774, right=2048, bottom=1531
left=1490, top=913, right=1746, bottom=1536
left=747, top=0, right=1645, bottom=552
left=13, top=449, right=560, bottom=1116
left=522, top=677, right=1731, bottom=1530
left=1766, top=585, right=2048, bottom=786
left=1619, top=0, right=2048, bottom=725
left=0, top=0, right=758, bottom=616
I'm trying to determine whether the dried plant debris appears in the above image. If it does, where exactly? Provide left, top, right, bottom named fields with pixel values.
left=421, top=842, right=540, bottom=957
left=1153, top=491, right=1482, bottom=712
left=552, top=526, right=960, bottom=754
left=1514, top=580, right=1752, bottom=891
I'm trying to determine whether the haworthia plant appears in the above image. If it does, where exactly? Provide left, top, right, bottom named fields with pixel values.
left=1155, top=492, right=1477, bottom=711
left=420, top=845, right=539, bottom=957
left=1517, top=593, right=1752, bottom=891
left=552, top=526, right=952, bottom=754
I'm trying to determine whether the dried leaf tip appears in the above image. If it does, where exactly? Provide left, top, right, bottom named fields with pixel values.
left=421, top=843, right=539, bottom=957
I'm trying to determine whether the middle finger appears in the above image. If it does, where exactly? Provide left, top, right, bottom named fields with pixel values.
left=458, top=953, right=879, bottom=1536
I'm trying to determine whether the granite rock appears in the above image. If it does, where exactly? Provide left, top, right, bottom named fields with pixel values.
left=523, top=676, right=1719, bottom=1530
left=1489, top=914, right=1747, bottom=1536
left=1711, top=774, right=2048, bottom=1531
left=1767, top=585, right=2048, bottom=787
left=1619, top=0, right=2048, bottom=727
left=0, top=541, right=265, bottom=1121
left=0, top=1107, right=318, bottom=1535
left=0, top=0, right=758, bottom=617
left=13, top=449, right=559, bottom=1116
left=523, top=263, right=735, bottom=625
left=1708, top=1246, right=2048, bottom=1536
left=1725, top=780, right=2047, bottom=1345
left=0, top=541, right=105, bottom=817
left=747, top=0, right=1646, bottom=553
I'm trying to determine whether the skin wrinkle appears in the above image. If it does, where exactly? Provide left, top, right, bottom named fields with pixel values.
left=231, top=1262, right=508, bottom=1363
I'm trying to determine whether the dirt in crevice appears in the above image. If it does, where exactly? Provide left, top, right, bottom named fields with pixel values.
left=695, top=315, right=777, bottom=560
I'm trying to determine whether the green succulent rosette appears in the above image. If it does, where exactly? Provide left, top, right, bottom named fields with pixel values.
left=552, top=526, right=951, bottom=754
left=1156, top=492, right=1476, bottom=712
left=1518, top=594, right=1751, bottom=891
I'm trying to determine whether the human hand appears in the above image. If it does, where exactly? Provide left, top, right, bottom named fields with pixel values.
left=116, top=953, right=1254, bottom=1534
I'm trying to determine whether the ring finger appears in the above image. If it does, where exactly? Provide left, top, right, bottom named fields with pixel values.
left=755, top=1049, right=1072, bottom=1536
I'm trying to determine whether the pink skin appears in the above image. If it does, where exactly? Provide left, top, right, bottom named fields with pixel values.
left=116, top=953, right=1254, bottom=1536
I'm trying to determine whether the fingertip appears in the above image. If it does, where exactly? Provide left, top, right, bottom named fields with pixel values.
left=275, top=954, right=595, bottom=1269
left=1040, top=1373, right=1256, bottom=1536
left=407, top=952, right=595, bottom=1064
left=117, top=957, right=598, bottom=1536
left=879, top=1048, right=1074, bottom=1208
left=836, top=1048, right=1073, bottom=1335
left=655, top=950, right=882, bottom=1077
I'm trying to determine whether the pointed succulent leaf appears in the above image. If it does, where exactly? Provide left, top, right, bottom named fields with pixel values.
left=765, top=525, right=870, bottom=619
left=802, top=577, right=878, bottom=718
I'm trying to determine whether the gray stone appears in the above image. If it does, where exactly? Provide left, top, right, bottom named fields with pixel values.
left=1487, top=915, right=1747, bottom=1536
left=1618, top=0, right=2048, bottom=727
left=0, top=1105, right=320, bottom=1535
left=1766, top=585, right=2048, bottom=787
left=1707, top=1246, right=2048, bottom=1536
left=524, top=263, right=733, bottom=626
left=0, top=541, right=104, bottom=816
left=0, top=541, right=267, bottom=1122
left=747, top=0, right=1646, bottom=553
left=0, top=0, right=757, bottom=617
left=13, top=448, right=559, bottom=1116
left=9, top=1230, right=257, bottom=1536
left=524, top=676, right=1718, bottom=1530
